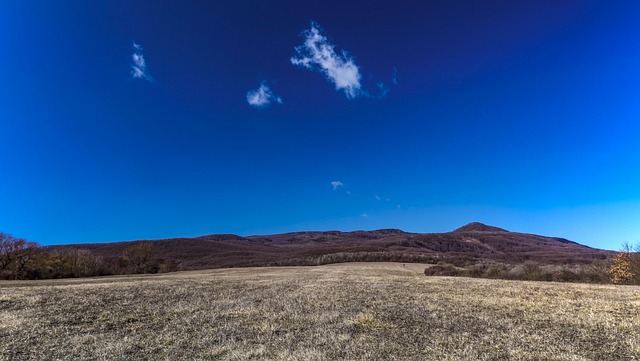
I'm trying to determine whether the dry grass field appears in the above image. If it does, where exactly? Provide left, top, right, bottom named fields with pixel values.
left=1, top=262, right=639, bottom=360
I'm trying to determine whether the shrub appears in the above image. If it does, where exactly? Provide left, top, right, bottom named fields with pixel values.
left=464, top=264, right=487, bottom=278
left=610, top=251, right=634, bottom=285
left=424, top=264, right=465, bottom=277
left=483, top=265, right=508, bottom=279
left=553, top=269, right=579, bottom=283
left=424, top=261, right=611, bottom=284
left=521, top=262, right=542, bottom=281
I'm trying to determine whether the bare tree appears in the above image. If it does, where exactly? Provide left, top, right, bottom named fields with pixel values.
left=122, top=242, right=155, bottom=274
left=14, top=242, right=41, bottom=276
left=0, top=233, right=40, bottom=279
left=48, top=248, right=106, bottom=278
left=0, top=233, right=18, bottom=271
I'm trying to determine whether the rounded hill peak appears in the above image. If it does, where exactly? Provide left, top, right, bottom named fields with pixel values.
left=453, top=222, right=508, bottom=233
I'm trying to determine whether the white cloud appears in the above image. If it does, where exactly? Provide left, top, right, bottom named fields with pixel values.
left=331, top=181, right=344, bottom=190
left=374, top=195, right=382, bottom=201
left=361, top=213, right=369, bottom=218
left=247, top=82, right=282, bottom=108
left=291, top=23, right=362, bottom=99
left=131, top=41, right=151, bottom=81
left=392, top=67, right=398, bottom=86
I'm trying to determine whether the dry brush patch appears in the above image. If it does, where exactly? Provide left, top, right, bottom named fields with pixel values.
left=1, top=263, right=639, bottom=360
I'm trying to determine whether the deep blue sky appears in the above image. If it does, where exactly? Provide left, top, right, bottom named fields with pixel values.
left=1, top=1, right=639, bottom=249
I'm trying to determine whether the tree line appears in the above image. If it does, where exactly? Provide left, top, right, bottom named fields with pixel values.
left=0, top=233, right=174, bottom=280
left=423, top=242, right=640, bottom=285
left=2, top=231, right=640, bottom=284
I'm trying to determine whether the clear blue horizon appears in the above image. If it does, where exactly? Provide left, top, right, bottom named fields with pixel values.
left=1, top=1, right=639, bottom=250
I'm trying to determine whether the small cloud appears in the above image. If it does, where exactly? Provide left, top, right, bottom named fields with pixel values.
left=131, top=41, right=151, bottom=81
left=361, top=213, right=369, bottom=218
left=374, top=195, right=382, bottom=201
left=247, top=81, right=282, bottom=108
left=331, top=181, right=344, bottom=190
left=291, top=22, right=362, bottom=99
left=377, top=82, right=389, bottom=98
left=345, top=190, right=352, bottom=196
left=392, top=67, right=398, bottom=86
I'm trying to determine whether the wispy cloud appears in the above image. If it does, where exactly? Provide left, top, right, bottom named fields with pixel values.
left=377, top=82, right=389, bottom=98
left=291, top=22, right=362, bottom=99
left=392, top=67, right=398, bottom=86
left=131, top=41, right=151, bottom=81
left=331, top=181, right=344, bottom=190
left=247, top=81, right=282, bottom=108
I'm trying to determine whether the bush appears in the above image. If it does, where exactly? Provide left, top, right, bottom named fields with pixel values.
left=553, top=269, right=579, bottom=283
left=464, top=265, right=485, bottom=278
left=521, top=262, right=543, bottom=281
left=158, top=259, right=180, bottom=273
left=424, top=261, right=612, bottom=284
left=483, top=265, right=508, bottom=279
left=609, top=243, right=639, bottom=285
left=424, top=264, right=465, bottom=277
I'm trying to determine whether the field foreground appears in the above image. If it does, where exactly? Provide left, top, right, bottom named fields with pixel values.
left=1, top=263, right=639, bottom=360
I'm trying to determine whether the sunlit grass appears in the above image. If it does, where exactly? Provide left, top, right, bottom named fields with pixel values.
left=1, top=263, right=638, bottom=360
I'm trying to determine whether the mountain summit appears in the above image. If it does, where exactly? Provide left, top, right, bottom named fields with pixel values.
left=453, top=222, right=508, bottom=233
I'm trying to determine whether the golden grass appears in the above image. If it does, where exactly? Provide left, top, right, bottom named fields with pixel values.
left=1, top=262, right=638, bottom=360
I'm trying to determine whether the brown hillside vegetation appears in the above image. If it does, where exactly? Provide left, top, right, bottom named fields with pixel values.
left=46, top=223, right=613, bottom=272
left=1, top=263, right=638, bottom=360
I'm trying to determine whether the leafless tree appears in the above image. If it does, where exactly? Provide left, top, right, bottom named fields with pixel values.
left=122, top=242, right=155, bottom=273
left=48, top=248, right=106, bottom=278
left=0, top=233, right=40, bottom=279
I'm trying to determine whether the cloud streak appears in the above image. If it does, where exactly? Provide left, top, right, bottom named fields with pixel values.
left=331, top=181, right=344, bottom=190
left=291, top=23, right=362, bottom=99
left=131, top=41, right=151, bottom=81
left=377, top=82, right=389, bottom=98
left=247, top=82, right=282, bottom=108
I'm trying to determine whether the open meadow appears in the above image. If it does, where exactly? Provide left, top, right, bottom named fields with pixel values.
left=1, top=262, right=639, bottom=360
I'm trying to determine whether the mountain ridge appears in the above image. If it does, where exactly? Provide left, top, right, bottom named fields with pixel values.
left=46, top=223, right=612, bottom=270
